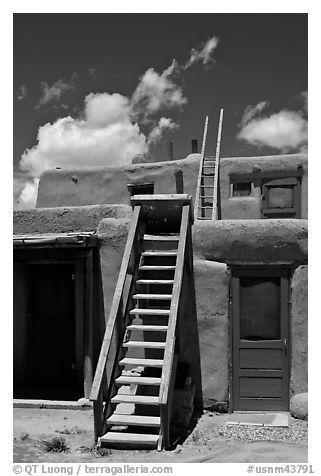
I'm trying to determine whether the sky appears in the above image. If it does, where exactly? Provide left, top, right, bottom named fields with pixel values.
left=13, top=13, right=308, bottom=208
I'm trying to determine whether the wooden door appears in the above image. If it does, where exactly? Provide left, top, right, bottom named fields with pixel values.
left=27, top=263, right=76, bottom=393
left=232, top=268, right=289, bottom=411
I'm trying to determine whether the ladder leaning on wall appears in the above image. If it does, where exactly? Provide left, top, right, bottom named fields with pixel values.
left=194, top=109, right=224, bottom=220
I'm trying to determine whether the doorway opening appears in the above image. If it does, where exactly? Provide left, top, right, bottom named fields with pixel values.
left=14, top=262, right=83, bottom=401
left=231, top=267, right=290, bottom=411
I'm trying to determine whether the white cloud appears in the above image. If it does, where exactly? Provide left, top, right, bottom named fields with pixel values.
left=18, top=35, right=221, bottom=208
left=185, top=36, right=219, bottom=69
left=148, top=117, right=178, bottom=144
left=85, top=92, right=130, bottom=127
left=237, top=95, right=308, bottom=152
left=18, top=178, right=39, bottom=209
left=16, top=84, right=28, bottom=101
left=131, top=60, right=187, bottom=119
left=240, top=101, right=269, bottom=126
left=37, top=79, right=75, bottom=108
left=20, top=92, right=148, bottom=177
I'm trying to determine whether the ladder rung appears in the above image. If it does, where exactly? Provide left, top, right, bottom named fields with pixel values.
left=198, top=206, right=213, bottom=209
left=123, top=341, right=166, bottom=349
left=126, top=325, right=168, bottom=332
left=119, top=357, right=164, bottom=367
left=111, top=394, right=159, bottom=405
left=143, top=234, right=179, bottom=241
left=200, top=185, right=214, bottom=188
left=201, top=174, right=215, bottom=177
left=139, top=265, right=176, bottom=271
left=136, top=279, right=174, bottom=285
left=106, top=414, right=160, bottom=427
left=129, top=308, right=170, bottom=316
left=133, top=294, right=172, bottom=300
left=142, top=251, right=177, bottom=256
left=115, top=375, right=161, bottom=385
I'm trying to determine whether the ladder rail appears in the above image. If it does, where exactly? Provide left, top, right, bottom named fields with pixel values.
left=212, top=108, right=224, bottom=220
left=194, top=115, right=209, bottom=218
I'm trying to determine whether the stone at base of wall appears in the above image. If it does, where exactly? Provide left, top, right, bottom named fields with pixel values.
left=203, top=398, right=228, bottom=413
left=290, top=393, right=308, bottom=420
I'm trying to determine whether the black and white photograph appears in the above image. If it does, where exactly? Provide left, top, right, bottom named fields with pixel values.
left=11, top=9, right=310, bottom=469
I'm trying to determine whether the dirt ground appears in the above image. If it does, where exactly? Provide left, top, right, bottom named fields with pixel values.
left=13, top=407, right=308, bottom=464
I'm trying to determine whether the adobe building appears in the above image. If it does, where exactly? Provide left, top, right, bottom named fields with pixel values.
left=13, top=152, right=308, bottom=447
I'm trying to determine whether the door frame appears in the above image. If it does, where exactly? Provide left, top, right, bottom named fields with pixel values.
left=229, top=266, right=290, bottom=412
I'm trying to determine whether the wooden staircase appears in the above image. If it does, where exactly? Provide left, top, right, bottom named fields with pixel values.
left=90, top=195, right=202, bottom=450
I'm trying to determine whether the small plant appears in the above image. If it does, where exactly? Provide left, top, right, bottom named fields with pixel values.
left=42, top=436, right=70, bottom=453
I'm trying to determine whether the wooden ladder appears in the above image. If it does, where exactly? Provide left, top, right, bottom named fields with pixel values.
left=90, top=195, right=202, bottom=450
left=194, top=109, right=224, bottom=220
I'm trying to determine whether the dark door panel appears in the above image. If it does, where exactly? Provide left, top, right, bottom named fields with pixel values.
left=232, top=268, right=289, bottom=411
left=28, top=264, right=76, bottom=390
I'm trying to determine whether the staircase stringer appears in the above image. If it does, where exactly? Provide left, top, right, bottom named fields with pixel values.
left=158, top=204, right=191, bottom=449
left=90, top=206, right=145, bottom=441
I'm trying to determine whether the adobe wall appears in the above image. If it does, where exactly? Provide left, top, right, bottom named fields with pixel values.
left=13, top=204, right=132, bottom=235
left=95, top=218, right=308, bottom=408
left=219, top=153, right=308, bottom=220
left=36, top=154, right=200, bottom=208
left=290, top=265, right=308, bottom=395
left=13, top=206, right=308, bottom=406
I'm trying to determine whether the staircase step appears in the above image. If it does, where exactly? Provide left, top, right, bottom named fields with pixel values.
left=142, top=251, right=177, bottom=257
left=123, top=341, right=166, bottom=349
left=100, top=432, right=159, bottom=447
left=115, top=375, right=161, bottom=386
left=143, top=234, right=179, bottom=241
left=139, top=265, right=175, bottom=271
left=136, top=279, right=174, bottom=285
left=107, top=414, right=160, bottom=427
left=133, top=293, right=172, bottom=300
left=126, top=325, right=168, bottom=332
left=111, top=394, right=159, bottom=405
left=119, top=357, right=163, bottom=367
left=129, top=308, right=170, bottom=316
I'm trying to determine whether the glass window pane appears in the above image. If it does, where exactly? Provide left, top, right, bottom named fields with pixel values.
left=240, top=277, right=281, bottom=340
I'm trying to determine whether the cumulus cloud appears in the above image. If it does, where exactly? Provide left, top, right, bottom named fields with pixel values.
left=185, top=36, right=219, bottom=69
left=147, top=117, right=178, bottom=144
left=131, top=60, right=187, bottom=119
left=18, top=178, right=39, bottom=209
left=20, top=94, right=148, bottom=178
left=37, top=79, right=75, bottom=108
left=18, top=35, right=220, bottom=208
left=16, top=84, right=28, bottom=101
left=237, top=93, right=308, bottom=152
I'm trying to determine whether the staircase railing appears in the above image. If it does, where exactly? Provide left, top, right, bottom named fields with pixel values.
left=89, top=205, right=145, bottom=441
left=158, top=204, right=191, bottom=449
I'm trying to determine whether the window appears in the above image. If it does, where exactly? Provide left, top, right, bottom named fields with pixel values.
left=231, top=182, right=252, bottom=197
left=127, top=183, right=154, bottom=196
left=261, top=177, right=301, bottom=218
